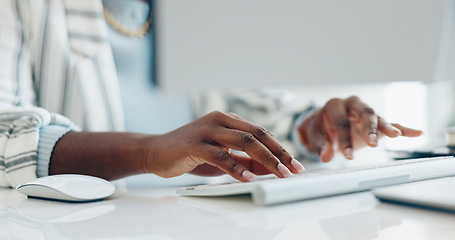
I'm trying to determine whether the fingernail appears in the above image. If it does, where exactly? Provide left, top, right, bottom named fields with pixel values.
left=344, top=147, right=354, bottom=159
left=369, top=133, right=378, bottom=146
left=291, top=158, right=306, bottom=173
left=242, top=171, right=256, bottom=182
left=277, top=163, right=291, bottom=178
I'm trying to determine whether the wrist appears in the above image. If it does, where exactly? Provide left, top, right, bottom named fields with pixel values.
left=124, top=133, right=153, bottom=175
left=141, top=133, right=181, bottom=178
left=136, top=134, right=160, bottom=175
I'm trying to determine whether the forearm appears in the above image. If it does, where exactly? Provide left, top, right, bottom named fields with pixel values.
left=49, top=131, right=155, bottom=181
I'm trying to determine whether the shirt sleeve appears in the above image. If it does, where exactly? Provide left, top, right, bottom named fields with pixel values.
left=36, top=125, right=74, bottom=177
left=0, top=108, right=77, bottom=188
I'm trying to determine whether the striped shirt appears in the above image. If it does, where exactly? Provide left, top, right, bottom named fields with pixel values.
left=0, top=0, right=124, bottom=187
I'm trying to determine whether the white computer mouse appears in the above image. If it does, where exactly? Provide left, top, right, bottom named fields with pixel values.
left=16, top=174, right=115, bottom=202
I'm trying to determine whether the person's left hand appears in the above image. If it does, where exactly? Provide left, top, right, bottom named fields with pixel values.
left=297, top=96, right=423, bottom=162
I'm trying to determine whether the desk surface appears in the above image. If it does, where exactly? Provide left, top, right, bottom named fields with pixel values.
left=2, top=151, right=455, bottom=240
left=1, top=183, right=455, bottom=240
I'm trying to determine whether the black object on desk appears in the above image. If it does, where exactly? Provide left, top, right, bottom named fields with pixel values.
left=387, top=146, right=455, bottom=160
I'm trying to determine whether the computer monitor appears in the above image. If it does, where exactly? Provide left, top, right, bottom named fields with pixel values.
left=154, top=0, right=448, bottom=90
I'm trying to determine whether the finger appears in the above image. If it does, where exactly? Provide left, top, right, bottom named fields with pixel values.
left=211, top=128, right=292, bottom=178
left=216, top=113, right=301, bottom=174
left=347, top=100, right=379, bottom=147
left=189, top=163, right=225, bottom=177
left=233, top=153, right=306, bottom=175
left=319, top=140, right=335, bottom=163
left=378, top=117, right=402, bottom=138
left=232, top=154, right=274, bottom=175
left=391, top=123, right=423, bottom=137
left=311, top=127, right=335, bottom=163
left=201, top=144, right=257, bottom=182
left=226, top=112, right=242, bottom=119
left=323, top=99, right=353, bottom=159
left=300, top=112, right=335, bottom=162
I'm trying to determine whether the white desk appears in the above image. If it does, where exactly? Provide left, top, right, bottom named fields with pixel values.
left=1, top=181, right=454, bottom=239
left=1, top=149, right=455, bottom=240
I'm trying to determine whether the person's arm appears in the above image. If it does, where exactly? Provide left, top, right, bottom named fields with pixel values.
left=49, top=131, right=150, bottom=180
left=49, top=111, right=305, bottom=182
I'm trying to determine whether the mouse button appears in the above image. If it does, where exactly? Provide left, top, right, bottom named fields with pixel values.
left=29, top=177, right=67, bottom=189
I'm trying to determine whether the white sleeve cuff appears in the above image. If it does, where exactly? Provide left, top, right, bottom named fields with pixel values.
left=37, top=125, right=73, bottom=177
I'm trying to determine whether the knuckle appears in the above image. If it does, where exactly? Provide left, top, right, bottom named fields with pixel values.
left=266, top=154, right=278, bottom=163
left=239, top=132, right=256, bottom=144
left=360, top=107, right=375, bottom=115
left=335, top=119, right=351, bottom=129
left=253, top=125, right=268, bottom=137
left=207, top=111, right=224, bottom=121
left=214, top=150, right=232, bottom=164
left=319, top=129, right=328, bottom=139
left=325, top=98, right=342, bottom=107
left=230, top=162, right=240, bottom=172
left=347, top=95, right=360, bottom=102
left=227, top=112, right=241, bottom=119
left=275, top=146, right=288, bottom=158
left=365, top=124, right=377, bottom=133
left=340, top=137, right=352, bottom=147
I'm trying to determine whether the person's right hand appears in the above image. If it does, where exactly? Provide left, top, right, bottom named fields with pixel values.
left=297, top=96, right=423, bottom=162
left=144, top=111, right=306, bottom=182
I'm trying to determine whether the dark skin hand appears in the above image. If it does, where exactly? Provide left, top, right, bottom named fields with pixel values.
left=297, top=96, right=423, bottom=162
left=50, top=111, right=305, bottom=182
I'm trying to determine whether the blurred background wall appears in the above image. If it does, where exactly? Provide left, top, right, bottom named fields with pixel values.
left=152, top=0, right=455, bottom=150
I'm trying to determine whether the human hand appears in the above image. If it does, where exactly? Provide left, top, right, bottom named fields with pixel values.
left=145, top=111, right=306, bottom=182
left=297, top=96, right=423, bottom=162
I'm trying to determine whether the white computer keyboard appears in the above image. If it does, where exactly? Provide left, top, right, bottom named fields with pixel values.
left=178, top=156, right=455, bottom=205
left=179, top=156, right=446, bottom=192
